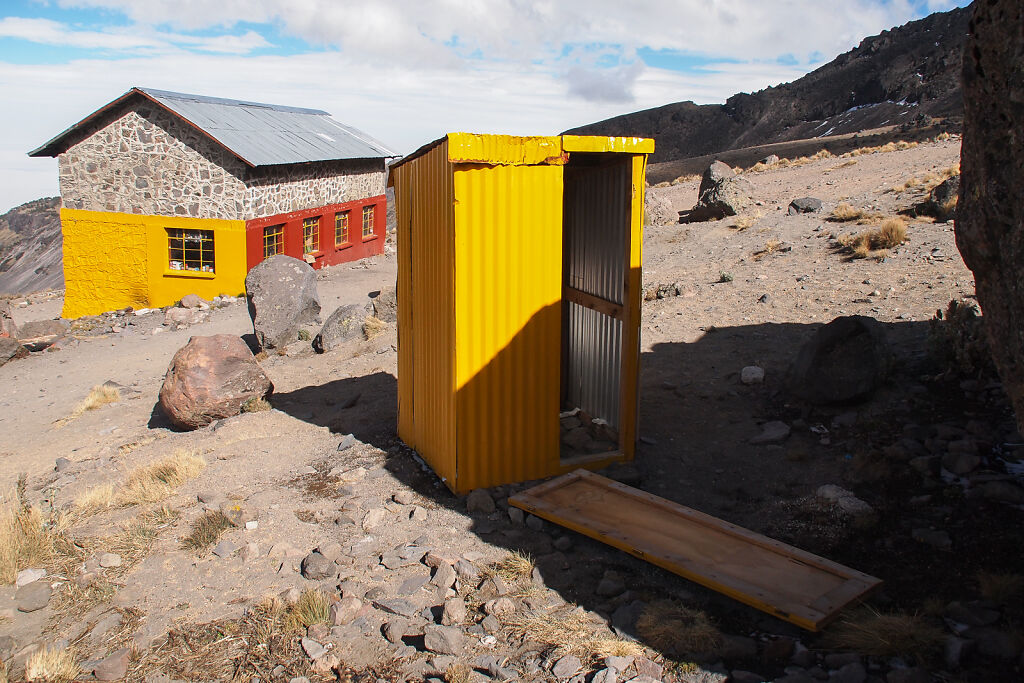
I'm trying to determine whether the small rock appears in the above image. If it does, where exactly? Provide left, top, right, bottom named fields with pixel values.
left=382, top=618, right=410, bottom=644
left=363, top=508, right=388, bottom=530
left=393, top=490, right=415, bottom=505
left=508, top=507, right=525, bottom=525
left=741, top=366, right=765, bottom=385
left=525, top=514, right=544, bottom=531
left=750, top=420, right=791, bottom=444
left=54, top=457, right=72, bottom=472
left=93, top=647, right=131, bottom=681
left=423, top=625, right=466, bottom=654
left=596, top=572, right=626, bottom=597
left=484, top=597, right=516, bottom=617
left=301, top=552, right=334, bottom=580
left=15, top=581, right=52, bottom=612
left=788, top=197, right=823, bottom=214
left=442, top=597, right=467, bottom=626
left=719, top=634, right=758, bottom=660
left=98, top=552, right=122, bottom=568
left=604, top=655, right=633, bottom=672
left=301, top=637, right=327, bottom=660
left=211, top=540, right=238, bottom=558
left=431, top=562, right=457, bottom=590
left=374, top=598, right=419, bottom=618
left=634, top=657, right=663, bottom=680
left=220, top=501, right=251, bottom=527
left=330, top=597, right=363, bottom=625
left=454, top=559, right=479, bottom=581
left=466, top=489, right=496, bottom=513
left=912, top=528, right=952, bottom=550
left=16, top=568, right=46, bottom=587
left=551, top=654, right=582, bottom=679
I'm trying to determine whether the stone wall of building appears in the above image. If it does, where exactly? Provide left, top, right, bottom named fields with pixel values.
left=245, top=159, right=386, bottom=219
left=58, top=105, right=248, bottom=219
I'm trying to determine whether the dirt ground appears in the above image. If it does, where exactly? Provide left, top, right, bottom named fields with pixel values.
left=3, top=136, right=1023, bottom=683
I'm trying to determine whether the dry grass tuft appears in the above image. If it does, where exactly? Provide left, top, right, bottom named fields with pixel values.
left=872, top=218, right=908, bottom=249
left=182, top=510, right=233, bottom=554
left=488, top=550, right=535, bottom=584
left=363, top=315, right=388, bottom=340
left=822, top=609, right=945, bottom=660
left=506, top=606, right=645, bottom=662
left=55, top=385, right=120, bottom=427
left=830, top=202, right=868, bottom=222
left=977, top=572, right=1024, bottom=605
left=0, top=476, right=81, bottom=584
left=832, top=159, right=858, bottom=170
left=671, top=173, right=700, bottom=185
left=78, top=451, right=205, bottom=513
left=25, top=645, right=80, bottom=683
left=730, top=213, right=760, bottom=230
left=0, top=658, right=7, bottom=683
left=445, top=662, right=472, bottom=683
left=636, top=600, right=722, bottom=660
left=240, top=396, right=271, bottom=413
left=841, top=140, right=919, bottom=158
left=284, top=589, right=332, bottom=631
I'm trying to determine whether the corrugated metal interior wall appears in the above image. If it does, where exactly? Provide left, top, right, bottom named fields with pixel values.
left=563, top=157, right=632, bottom=431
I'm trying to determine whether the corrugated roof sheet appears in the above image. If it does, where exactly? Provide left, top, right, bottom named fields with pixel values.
left=29, top=87, right=397, bottom=166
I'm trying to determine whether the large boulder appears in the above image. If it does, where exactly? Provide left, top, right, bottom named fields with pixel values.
left=313, top=304, right=367, bottom=353
left=687, top=161, right=754, bottom=221
left=245, top=255, right=321, bottom=349
left=787, top=316, right=890, bottom=404
left=0, top=301, right=17, bottom=338
left=956, top=0, right=1024, bottom=431
left=644, top=188, right=675, bottom=226
left=158, top=335, right=273, bottom=430
left=371, top=286, right=398, bottom=323
left=17, top=319, right=69, bottom=351
left=0, top=336, right=29, bottom=367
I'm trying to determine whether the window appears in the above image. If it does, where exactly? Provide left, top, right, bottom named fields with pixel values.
left=362, top=205, right=375, bottom=238
left=302, top=216, right=320, bottom=254
left=335, top=211, right=350, bottom=246
left=263, top=225, right=283, bottom=259
left=167, top=228, right=214, bottom=273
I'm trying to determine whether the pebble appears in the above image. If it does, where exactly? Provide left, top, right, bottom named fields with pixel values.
left=741, top=365, right=765, bottom=385
left=454, top=559, right=479, bottom=581
left=466, top=489, right=495, bottom=513
left=604, top=655, right=633, bottom=672
left=54, top=457, right=72, bottom=472
left=423, top=625, right=466, bottom=655
left=98, top=552, right=123, bottom=568
left=508, top=507, right=524, bottom=525
left=431, top=562, right=457, bottom=590
left=483, top=597, right=515, bottom=617
left=393, top=490, right=415, bottom=505
left=750, top=420, right=791, bottom=444
left=382, top=618, right=410, bottom=644
left=525, top=514, right=544, bottom=531
left=93, top=647, right=131, bottom=681
left=15, top=581, right=52, bottom=612
left=337, top=434, right=358, bottom=451
left=211, top=540, right=238, bottom=558
left=330, top=597, right=363, bottom=625
left=410, top=506, right=428, bottom=521
left=301, top=551, right=334, bottom=580
left=15, top=568, right=46, bottom=587
left=551, top=654, right=582, bottom=679
left=300, top=637, right=326, bottom=660
left=441, top=597, right=467, bottom=626
left=362, top=508, right=388, bottom=530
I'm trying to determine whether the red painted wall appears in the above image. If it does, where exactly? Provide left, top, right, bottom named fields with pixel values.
left=245, top=194, right=387, bottom=271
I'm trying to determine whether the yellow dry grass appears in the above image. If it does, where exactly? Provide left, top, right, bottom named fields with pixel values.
left=240, top=396, right=271, bottom=413
left=55, top=385, right=120, bottom=428
left=730, top=214, right=760, bottom=230
left=745, top=149, right=834, bottom=174
left=635, top=600, right=722, bottom=660
left=505, top=606, right=645, bottom=663
left=445, top=662, right=472, bottom=683
left=822, top=608, right=945, bottom=660
left=670, top=173, right=700, bottom=185
left=77, top=450, right=206, bottom=513
left=831, top=159, right=858, bottom=170
left=830, top=202, right=868, bottom=222
left=284, top=589, right=332, bottom=631
left=0, top=477, right=81, bottom=584
left=837, top=218, right=906, bottom=261
left=488, top=550, right=535, bottom=584
left=840, top=140, right=919, bottom=158
left=25, top=645, right=80, bottom=683
left=182, top=510, right=233, bottom=554
left=363, top=315, right=388, bottom=340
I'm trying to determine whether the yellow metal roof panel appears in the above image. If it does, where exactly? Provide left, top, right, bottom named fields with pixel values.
left=561, top=135, right=655, bottom=154
left=446, top=133, right=565, bottom=166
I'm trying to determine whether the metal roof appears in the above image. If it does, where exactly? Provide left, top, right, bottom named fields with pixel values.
left=29, top=87, right=397, bottom=166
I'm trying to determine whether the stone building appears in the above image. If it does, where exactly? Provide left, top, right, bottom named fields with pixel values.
left=30, top=87, right=396, bottom=318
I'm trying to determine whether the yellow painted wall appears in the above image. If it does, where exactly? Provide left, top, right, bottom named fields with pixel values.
left=60, top=208, right=247, bottom=318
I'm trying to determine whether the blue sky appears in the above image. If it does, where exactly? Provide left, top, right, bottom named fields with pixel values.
left=0, top=0, right=970, bottom=211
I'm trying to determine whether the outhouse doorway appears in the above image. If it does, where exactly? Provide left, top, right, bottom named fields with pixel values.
left=560, top=152, right=638, bottom=465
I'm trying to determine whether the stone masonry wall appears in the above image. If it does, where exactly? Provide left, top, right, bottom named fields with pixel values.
left=245, top=159, right=386, bottom=219
left=58, top=105, right=248, bottom=220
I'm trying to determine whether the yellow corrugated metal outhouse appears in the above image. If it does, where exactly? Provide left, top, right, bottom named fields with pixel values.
left=389, top=133, right=653, bottom=494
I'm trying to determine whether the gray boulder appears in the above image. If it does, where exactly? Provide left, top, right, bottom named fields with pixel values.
left=371, top=286, right=398, bottom=323
left=158, top=334, right=274, bottom=430
left=245, top=255, right=321, bottom=349
left=0, top=336, right=29, bottom=367
left=314, top=304, right=367, bottom=353
left=644, top=188, right=675, bottom=226
left=788, top=197, right=823, bottom=214
left=688, top=161, right=754, bottom=221
left=787, top=315, right=890, bottom=404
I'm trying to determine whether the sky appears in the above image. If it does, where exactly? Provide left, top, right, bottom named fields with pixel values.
left=0, top=0, right=970, bottom=213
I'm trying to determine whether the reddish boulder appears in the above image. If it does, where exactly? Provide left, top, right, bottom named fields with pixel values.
left=158, top=335, right=273, bottom=430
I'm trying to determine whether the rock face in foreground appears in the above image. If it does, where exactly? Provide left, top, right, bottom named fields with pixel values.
left=245, top=255, right=320, bottom=349
left=687, top=161, right=754, bottom=221
left=787, top=315, right=890, bottom=404
left=955, top=0, right=1024, bottom=430
left=159, top=335, right=273, bottom=430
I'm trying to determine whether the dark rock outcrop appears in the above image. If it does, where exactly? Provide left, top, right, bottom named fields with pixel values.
left=686, top=161, right=754, bottom=221
left=789, top=197, right=823, bottom=214
left=955, top=0, right=1024, bottom=431
left=788, top=315, right=890, bottom=404
left=245, top=255, right=321, bottom=350
left=158, top=335, right=273, bottom=430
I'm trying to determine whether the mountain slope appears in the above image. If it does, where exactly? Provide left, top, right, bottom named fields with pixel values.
left=0, top=197, right=62, bottom=296
left=565, top=5, right=969, bottom=163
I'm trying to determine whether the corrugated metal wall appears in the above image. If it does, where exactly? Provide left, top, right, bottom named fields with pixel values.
left=395, top=139, right=458, bottom=488
left=453, top=162, right=564, bottom=491
left=563, top=160, right=631, bottom=428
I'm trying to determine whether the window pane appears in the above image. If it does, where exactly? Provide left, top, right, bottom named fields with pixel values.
left=167, top=228, right=214, bottom=273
